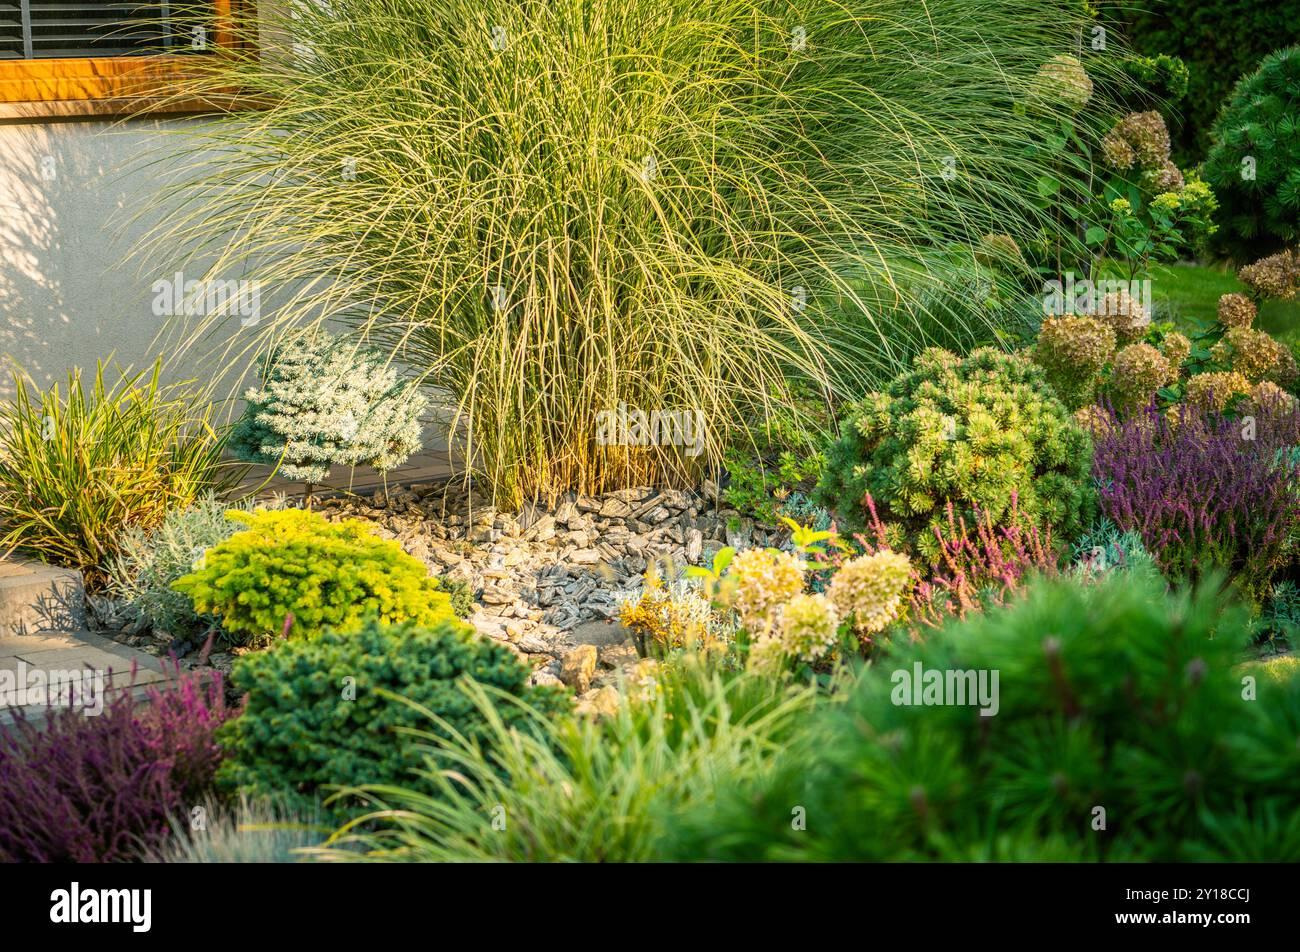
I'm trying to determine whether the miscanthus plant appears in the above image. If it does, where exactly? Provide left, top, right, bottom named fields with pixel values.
left=312, top=659, right=815, bottom=862
left=144, top=0, right=1124, bottom=507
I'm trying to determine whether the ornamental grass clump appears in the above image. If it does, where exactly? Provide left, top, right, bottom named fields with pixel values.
left=145, top=0, right=1125, bottom=508
left=0, top=362, right=238, bottom=589
left=171, top=508, right=460, bottom=645
left=312, top=660, right=815, bottom=862
left=1091, top=402, right=1300, bottom=606
left=815, top=347, right=1093, bottom=563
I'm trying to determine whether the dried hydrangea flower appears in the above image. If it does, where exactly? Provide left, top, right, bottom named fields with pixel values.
left=746, top=635, right=789, bottom=677
left=1031, top=54, right=1093, bottom=111
left=1217, top=292, right=1257, bottom=329
left=1073, top=403, right=1115, bottom=437
left=1211, top=327, right=1298, bottom=386
left=1159, top=332, right=1191, bottom=376
left=1100, top=111, right=1173, bottom=171
left=1034, top=314, right=1116, bottom=409
left=1095, top=290, right=1151, bottom=343
left=1250, top=380, right=1298, bottom=415
left=1147, top=160, right=1184, bottom=192
left=778, top=592, right=841, bottom=664
left=1239, top=250, right=1300, bottom=301
left=827, top=549, right=912, bottom=638
left=729, top=547, right=805, bottom=633
left=1100, top=132, right=1136, bottom=170
left=1109, top=343, right=1171, bottom=415
left=975, top=233, right=1025, bottom=271
left=1183, top=371, right=1252, bottom=413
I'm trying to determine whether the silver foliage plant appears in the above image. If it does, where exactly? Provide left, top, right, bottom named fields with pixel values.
left=107, top=492, right=283, bottom=642
left=230, top=333, right=428, bottom=484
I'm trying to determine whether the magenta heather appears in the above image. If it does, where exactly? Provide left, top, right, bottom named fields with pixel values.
left=0, top=667, right=232, bottom=863
left=1089, top=401, right=1300, bottom=603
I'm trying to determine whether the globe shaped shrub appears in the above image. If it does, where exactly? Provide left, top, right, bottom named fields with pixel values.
left=815, top=347, right=1093, bottom=562
left=1204, top=46, right=1300, bottom=261
left=215, top=618, right=571, bottom=819
left=171, top=508, right=458, bottom=644
left=230, top=331, right=427, bottom=485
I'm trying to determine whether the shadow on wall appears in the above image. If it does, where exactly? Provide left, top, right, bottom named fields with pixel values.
left=0, top=118, right=74, bottom=393
left=0, top=113, right=454, bottom=456
left=0, top=114, right=254, bottom=406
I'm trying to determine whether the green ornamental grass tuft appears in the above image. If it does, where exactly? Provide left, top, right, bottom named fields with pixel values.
left=312, top=656, right=816, bottom=862
left=0, top=361, right=239, bottom=589
left=144, top=0, right=1125, bottom=507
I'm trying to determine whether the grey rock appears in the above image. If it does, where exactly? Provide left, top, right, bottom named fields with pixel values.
left=685, top=527, right=703, bottom=564
left=559, top=644, right=599, bottom=694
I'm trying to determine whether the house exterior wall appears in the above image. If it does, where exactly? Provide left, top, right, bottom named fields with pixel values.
left=0, top=115, right=249, bottom=403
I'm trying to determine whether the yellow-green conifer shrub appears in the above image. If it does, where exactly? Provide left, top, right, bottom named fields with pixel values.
left=172, top=509, right=457, bottom=645
left=815, top=348, right=1094, bottom=564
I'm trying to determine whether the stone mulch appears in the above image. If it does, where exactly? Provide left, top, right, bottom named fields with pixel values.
left=89, top=474, right=795, bottom=712
left=318, top=477, right=790, bottom=683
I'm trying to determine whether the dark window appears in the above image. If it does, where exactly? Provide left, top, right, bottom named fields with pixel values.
left=0, top=2, right=216, bottom=60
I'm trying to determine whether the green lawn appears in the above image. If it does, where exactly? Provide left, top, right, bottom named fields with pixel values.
left=1141, top=261, right=1300, bottom=345
left=1241, top=654, right=1300, bottom=684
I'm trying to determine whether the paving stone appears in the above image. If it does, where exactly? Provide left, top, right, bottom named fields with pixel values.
left=0, top=631, right=85, bottom=658
left=0, top=559, right=84, bottom=636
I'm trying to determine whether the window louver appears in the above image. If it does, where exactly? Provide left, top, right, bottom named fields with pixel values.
left=0, top=2, right=215, bottom=60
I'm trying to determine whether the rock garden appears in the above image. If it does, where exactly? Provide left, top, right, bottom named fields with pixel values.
left=3, top=0, right=1300, bottom=866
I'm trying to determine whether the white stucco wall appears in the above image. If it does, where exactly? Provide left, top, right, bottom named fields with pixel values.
left=0, top=110, right=452, bottom=459
left=0, top=115, right=241, bottom=401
